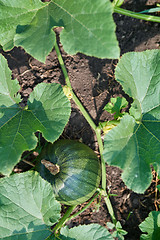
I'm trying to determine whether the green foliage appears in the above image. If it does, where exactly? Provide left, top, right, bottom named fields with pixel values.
left=139, top=211, right=160, bottom=240
left=53, top=224, right=114, bottom=240
left=36, top=140, right=101, bottom=205
left=113, top=0, right=124, bottom=7
left=100, top=96, right=128, bottom=134
left=140, top=7, right=160, bottom=14
left=103, top=50, right=160, bottom=193
left=0, top=54, right=71, bottom=175
left=107, top=221, right=127, bottom=239
left=104, top=96, right=128, bottom=120
left=116, top=50, right=160, bottom=120
left=0, top=0, right=159, bottom=238
left=0, top=0, right=120, bottom=62
left=0, top=171, right=61, bottom=240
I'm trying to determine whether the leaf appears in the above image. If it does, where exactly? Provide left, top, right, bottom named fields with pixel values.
left=107, top=222, right=115, bottom=230
left=0, top=54, right=21, bottom=106
left=103, top=50, right=160, bottom=193
left=0, top=0, right=120, bottom=62
left=104, top=97, right=128, bottom=119
left=0, top=54, right=71, bottom=175
left=107, top=221, right=127, bottom=240
left=115, top=50, right=160, bottom=116
left=0, top=0, right=45, bottom=51
left=15, top=3, right=56, bottom=62
left=113, top=221, right=127, bottom=239
left=113, top=0, right=124, bottom=7
left=140, top=7, right=160, bottom=14
left=157, top=184, right=160, bottom=192
left=139, top=211, right=160, bottom=240
left=0, top=171, right=61, bottom=240
left=53, top=224, right=114, bottom=240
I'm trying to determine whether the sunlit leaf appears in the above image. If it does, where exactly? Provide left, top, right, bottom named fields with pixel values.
left=53, top=224, right=114, bottom=240
left=0, top=171, right=61, bottom=239
left=103, top=50, right=160, bottom=193
left=0, top=0, right=120, bottom=61
left=0, top=54, right=71, bottom=175
left=139, top=211, right=160, bottom=240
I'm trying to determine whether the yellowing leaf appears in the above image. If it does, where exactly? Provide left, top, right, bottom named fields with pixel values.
left=63, top=85, right=72, bottom=100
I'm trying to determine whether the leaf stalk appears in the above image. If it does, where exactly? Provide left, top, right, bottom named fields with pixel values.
left=114, top=6, right=160, bottom=23
left=66, top=191, right=100, bottom=222
left=54, top=42, right=97, bottom=131
left=53, top=205, right=76, bottom=234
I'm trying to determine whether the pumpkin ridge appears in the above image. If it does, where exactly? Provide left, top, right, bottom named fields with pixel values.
left=57, top=183, right=87, bottom=200
left=53, top=171, right=91, bottom=187
left=59, top=167, right=100, bottom=179
left=64, top=175, right=95, bottom=188
left=56, top=173, right=99, bottom=189
left=59, top=156, right=99, bottom=166
left=57, top=186, right=98, bottom=205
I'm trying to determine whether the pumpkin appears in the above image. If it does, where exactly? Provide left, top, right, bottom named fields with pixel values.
left=36, top=139, right=101, bottom=205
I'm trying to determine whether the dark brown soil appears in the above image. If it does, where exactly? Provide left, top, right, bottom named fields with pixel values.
left=1, top=1, right=160, bottom=239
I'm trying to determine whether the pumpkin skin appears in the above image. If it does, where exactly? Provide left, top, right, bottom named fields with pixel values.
left=36, top=140, right=101, bottom=205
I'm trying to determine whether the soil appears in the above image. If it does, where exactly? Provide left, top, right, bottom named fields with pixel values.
left=0, top=0, right=160, bottom=239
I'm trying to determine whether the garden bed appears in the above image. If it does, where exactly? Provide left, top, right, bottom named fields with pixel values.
left=0, top=0, right=159, bottom=239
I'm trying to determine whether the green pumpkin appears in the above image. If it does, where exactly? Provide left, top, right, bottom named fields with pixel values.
left=36, top=140, right=101, bottom=205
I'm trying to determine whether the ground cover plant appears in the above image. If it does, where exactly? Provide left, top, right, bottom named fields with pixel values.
left=0, top=0, right=160, bottom=239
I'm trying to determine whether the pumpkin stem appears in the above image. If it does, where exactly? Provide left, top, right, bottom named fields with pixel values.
left=41, top=159, right=60, bottom=175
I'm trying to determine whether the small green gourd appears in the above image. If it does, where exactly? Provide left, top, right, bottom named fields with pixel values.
left=36, top=140, right=101, bottom=205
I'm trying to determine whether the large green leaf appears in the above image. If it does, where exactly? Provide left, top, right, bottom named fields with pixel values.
left=0, top=0, right=120, bottom=62
left=0, top=53, right=21, bottom=107
left=115, top=50, right=160, bottom=115
left=0, top=171, right=61, bottom=240
left=103, top=50, right=160, bottom=193
left=139, top=211, right=160, bottom=240
left=0, top=54, right=71, bottom=175
left=0, top=0, right=45, bottom=51
left=53, top=224, right=114, bottom=240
